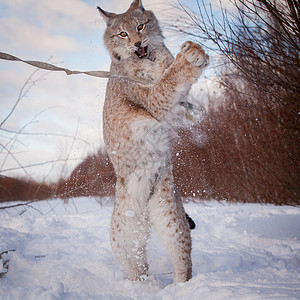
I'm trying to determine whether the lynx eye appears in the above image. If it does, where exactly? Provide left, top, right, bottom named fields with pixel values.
left=119, top=31, right=128, bottom=38
left=137, top=24, right=145, bottom=32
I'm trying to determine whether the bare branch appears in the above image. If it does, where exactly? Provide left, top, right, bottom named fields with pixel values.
left=0, top=157, right=81, bottom=174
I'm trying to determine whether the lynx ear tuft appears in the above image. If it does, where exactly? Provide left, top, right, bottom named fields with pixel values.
left=97, top=6, right=117, bottom=24
left=128, top=0, right=144, bottom=11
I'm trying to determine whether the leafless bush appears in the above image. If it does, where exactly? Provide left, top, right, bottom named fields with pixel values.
left=171, top=0, right=300, bottom=205
left=56, top=149, right=116, bottom=198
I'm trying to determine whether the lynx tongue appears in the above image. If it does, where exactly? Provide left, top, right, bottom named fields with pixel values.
left=135, top=46, right=148, bottom=59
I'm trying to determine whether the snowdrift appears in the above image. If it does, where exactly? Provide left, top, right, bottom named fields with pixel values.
left=0, top=197, right=299, bottom=299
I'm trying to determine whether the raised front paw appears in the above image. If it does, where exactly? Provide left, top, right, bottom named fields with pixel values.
left=180, top=41, right=209, bottom=68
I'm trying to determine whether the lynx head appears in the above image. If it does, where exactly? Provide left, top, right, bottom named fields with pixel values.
left=97, top=0, right=164, bottom=61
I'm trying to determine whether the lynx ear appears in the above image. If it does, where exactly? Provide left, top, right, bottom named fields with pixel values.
left=97, top=6, right=117, bottom=24
left=128, top=0, right=144, bottom=11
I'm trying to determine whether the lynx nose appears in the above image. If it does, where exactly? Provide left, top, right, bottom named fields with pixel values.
left=134, top=41, right=141, bottom=48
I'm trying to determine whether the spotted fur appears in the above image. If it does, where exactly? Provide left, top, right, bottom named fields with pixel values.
left=98, top=0, right=209, bottom=283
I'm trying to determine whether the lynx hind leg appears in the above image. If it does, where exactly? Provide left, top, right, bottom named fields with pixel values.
left=111, top=193, right=150, bottom=281
left=180, top=41, right=209, bottom=68
left=148, top=175, right=192, bottom=283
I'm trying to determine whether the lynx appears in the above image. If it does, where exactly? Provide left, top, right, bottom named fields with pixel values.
left=97, top=0, right=209, bottom=283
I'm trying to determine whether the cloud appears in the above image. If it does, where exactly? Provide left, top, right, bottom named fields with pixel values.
left=0, top=16, right=79, bottom=54
left=0, top=0, right=104, bottom=57
left=1, top=0, right=100, bottom=30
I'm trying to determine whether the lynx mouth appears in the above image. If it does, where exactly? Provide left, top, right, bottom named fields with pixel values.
left=135, top=46, right=148, bottom=59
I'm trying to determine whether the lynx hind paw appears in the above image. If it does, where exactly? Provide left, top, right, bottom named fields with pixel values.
left=180, top=41, right=209, bottom=68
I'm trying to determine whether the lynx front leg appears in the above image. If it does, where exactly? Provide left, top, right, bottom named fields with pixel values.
left=145, top=41, right=209, bottom=121
left=111, top=190, right=150, bottom=281
left=148, top=174, right=192, bottom=283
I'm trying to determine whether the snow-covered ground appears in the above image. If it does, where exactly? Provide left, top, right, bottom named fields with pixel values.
left=0, top=197, right=299, bottom=299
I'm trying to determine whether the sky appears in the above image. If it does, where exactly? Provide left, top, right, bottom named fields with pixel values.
left=0, top=0, right=228, bottom=182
